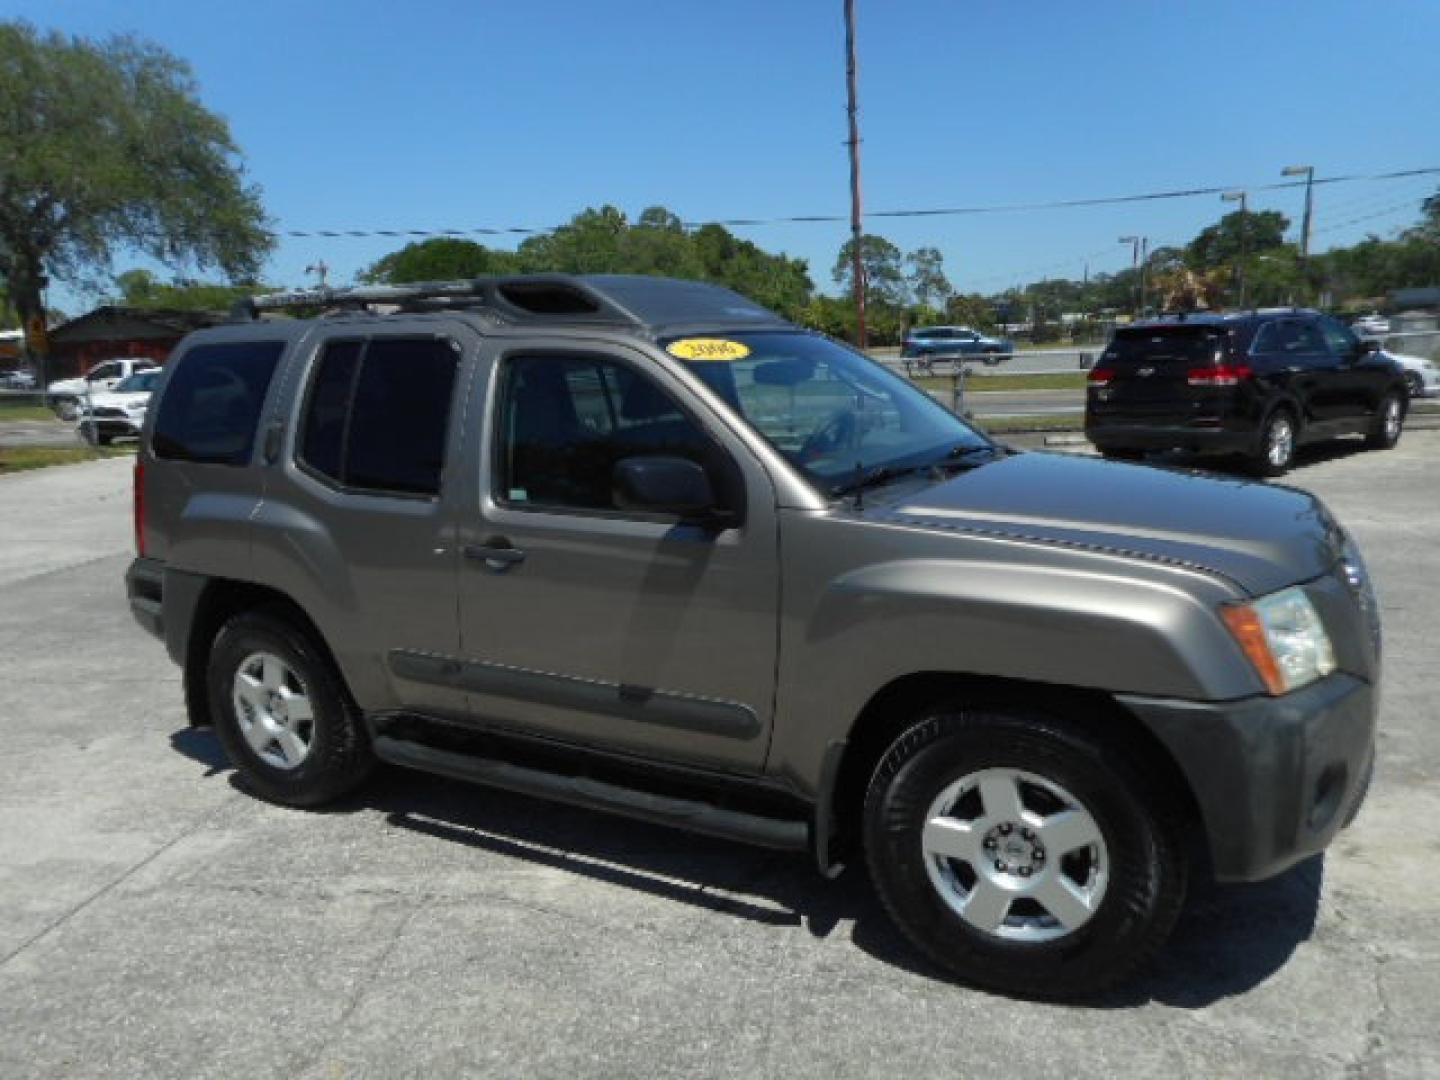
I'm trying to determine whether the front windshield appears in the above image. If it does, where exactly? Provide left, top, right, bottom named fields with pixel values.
left=671, top=331, right=990, bottom=492
left=116, top=372, right=160, bottom=393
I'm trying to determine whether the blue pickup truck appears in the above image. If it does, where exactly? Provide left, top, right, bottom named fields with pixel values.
left=902, top=325, right=1016, bottom=369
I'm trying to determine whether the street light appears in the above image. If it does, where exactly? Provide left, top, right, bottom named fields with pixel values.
left=1222, top=190, right=1248, bottom=309
left=1119, top=235, right=1148, bottom=316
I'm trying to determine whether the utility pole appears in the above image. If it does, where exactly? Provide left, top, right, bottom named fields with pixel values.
left=1283, top=165, right=1315, bottom=302
left=1222, top=190, right=1249, bottom=309
left=1119, top=236, right=1143, bottom=317
left=843, top=0, right=867, bottom=348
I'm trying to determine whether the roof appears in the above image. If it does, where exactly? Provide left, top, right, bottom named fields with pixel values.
left=235, top=274, right=793, bottom=336
left=49, top=306, right=225, bottom=345
left=1121, top=308, right=1321, bottom=332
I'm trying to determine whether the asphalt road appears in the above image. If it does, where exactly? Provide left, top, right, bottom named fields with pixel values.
left=1, top=439, right=1439, bottom=1078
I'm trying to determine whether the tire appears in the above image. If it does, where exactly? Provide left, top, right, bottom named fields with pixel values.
left=983, top=352, right=1003, bottom=367
left=207, top=609, right=375, bottom=807
left=1252, top=408, right=1296, bottom=477
left=863, top=708, right=1187, bottom=999
left=1365, top=391, right=1404, bottom=450
left=55, top=399, right=79, bottom=422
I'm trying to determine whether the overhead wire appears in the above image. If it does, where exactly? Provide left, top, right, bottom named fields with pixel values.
left=276, top=166, right=1440, bottom=240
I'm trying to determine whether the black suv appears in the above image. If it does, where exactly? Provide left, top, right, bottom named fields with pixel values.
left=1085, top=310, right=1409, bottom=474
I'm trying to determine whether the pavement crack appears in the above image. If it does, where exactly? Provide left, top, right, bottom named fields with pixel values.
left=0, top=792, right=239, bottom=972
left=285, top=893, right=432, bottom=1078
left=1343, top=950, right=1394, bottom=1079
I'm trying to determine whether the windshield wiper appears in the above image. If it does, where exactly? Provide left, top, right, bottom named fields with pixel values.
left=828, top=444, right=1006, bottom=502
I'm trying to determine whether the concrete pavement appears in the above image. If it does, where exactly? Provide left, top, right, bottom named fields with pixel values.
left=0, top=442, right=1438, bottom=1078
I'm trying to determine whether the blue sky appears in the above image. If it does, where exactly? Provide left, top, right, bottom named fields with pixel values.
left=14, top=0, right=1440, bottom=309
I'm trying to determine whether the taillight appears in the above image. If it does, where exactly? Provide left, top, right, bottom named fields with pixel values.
left=1087, top=367, right=1115, bottom=387
left=1187, top=363, right=1253, bottom=387
left=133, top=458, right=145, bottom=556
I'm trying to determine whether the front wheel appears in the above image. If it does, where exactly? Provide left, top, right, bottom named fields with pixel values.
left=864, top=708, right=1187, bottom=999
left=1364, top=391, right=1404, bottom=450
left=207, top=609, right=375, bottom=807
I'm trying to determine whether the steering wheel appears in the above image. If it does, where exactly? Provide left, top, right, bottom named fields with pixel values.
left=799, top=408, right=857, bottom=462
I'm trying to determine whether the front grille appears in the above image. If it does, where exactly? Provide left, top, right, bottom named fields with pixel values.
left=92, top=407, right=127, bottom=418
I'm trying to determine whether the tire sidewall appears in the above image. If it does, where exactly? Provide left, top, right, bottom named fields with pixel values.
left=207, top=612, right=371, bottom=806
left=865, top=712, right=1181, bottom=996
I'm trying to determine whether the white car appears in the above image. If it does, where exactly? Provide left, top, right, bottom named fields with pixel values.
left=1384, top=349, right=1440, bottom=399
left=48, top=357, right=161, bottom=418
left=76, top=369, right=163, bottom=444
left=1352, top=313, right=1390, bottom=337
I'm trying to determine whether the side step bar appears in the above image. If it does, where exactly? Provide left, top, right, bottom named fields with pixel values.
left=372, top=735, right=810, bottom=852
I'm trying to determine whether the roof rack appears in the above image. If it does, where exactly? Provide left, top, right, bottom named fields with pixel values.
left=229, top=274, right=643, bottom=326
left=230, top=273, right=795, bottom=335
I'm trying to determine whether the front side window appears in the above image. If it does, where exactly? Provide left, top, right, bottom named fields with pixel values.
left=298, top=337, right=458, bottom=496
left=672, top=331, right=989, bottom=493
left=153, top=341, right=285, bottom=465
left=1318, top=316, right=1359, bottom=357
left=496, top=354, right=719, bottom=513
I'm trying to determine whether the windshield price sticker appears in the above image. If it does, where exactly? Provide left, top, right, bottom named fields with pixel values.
left=666, top=338, right=751, bottom=361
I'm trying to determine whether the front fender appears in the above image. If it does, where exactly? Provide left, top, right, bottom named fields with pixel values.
left=767, top=528, right=1262, bottom=795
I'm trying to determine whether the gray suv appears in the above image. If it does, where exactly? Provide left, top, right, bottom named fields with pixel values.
left=126, top=275, right=1378, bottom=998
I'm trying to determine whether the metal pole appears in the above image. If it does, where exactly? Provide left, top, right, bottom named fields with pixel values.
left=843, top=0, right=867, bottom=348
left=1238, top=193, right=1249, bottom=309
left=1138, top=237, right=1149, bottom=316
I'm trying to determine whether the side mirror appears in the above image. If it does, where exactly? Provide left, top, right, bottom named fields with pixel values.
left=613, top=456, right=720, bottom=521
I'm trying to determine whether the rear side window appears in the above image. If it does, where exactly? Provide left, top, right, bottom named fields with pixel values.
left=152, top=341, right=285, bottom=465
left=298, top=337, right=458, bottom=497
left=1103, top=326, right=1225, bottom=369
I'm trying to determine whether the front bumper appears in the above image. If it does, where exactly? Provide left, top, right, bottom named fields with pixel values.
left=1120, top=672, right=1376, bottom=883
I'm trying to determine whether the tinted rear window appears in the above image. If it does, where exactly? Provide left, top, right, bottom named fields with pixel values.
left=1103, top=326, right=1226, bottom=368
left=152, top=341, right=284, bottom=465
left=298, top=337, right=458, bottom=497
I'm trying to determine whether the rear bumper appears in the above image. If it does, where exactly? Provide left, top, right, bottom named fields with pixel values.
left=125, top=557, right=166, bottom=640
left=1120, top=672, right=1377, bottom=883
left=1086, top=420, right=1255, bottom=454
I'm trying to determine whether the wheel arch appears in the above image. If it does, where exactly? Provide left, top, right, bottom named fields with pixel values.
left=822, top=670, right=1206, bottom=876
left=182, top=577, right=349, bottom=728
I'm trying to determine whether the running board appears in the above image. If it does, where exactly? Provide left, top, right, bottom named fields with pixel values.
left=371, top=734, right=810, bottom=852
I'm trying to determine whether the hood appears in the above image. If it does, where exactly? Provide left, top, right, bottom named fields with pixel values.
left=876, top=451, right=1342, bottom=596
left=48, top=377, right=88, bottom=394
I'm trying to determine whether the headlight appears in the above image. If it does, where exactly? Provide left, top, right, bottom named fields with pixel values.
left=1220, top=586, right=1336, bottom=695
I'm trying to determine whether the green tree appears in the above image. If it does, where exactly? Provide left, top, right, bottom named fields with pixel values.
left=905, top=246, right=952, bottom=309
left=111, top=268, right=272, bottom=312
left=359, top=238, right=520, bottom=283
left=832, top=234, right=908, bottom=307
left=0, top=23, right=272, bottom=372
left=1185, top=210, right=1289, bottom=270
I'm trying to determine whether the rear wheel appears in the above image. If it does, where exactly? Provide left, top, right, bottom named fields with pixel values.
left=863, top=708, right=1187, bottom=999
left=207, top=609, right=374, bottom=807
left=1252, top=408, right=1296, bottom=476
left=1365, top=392, right=1404, bottom=450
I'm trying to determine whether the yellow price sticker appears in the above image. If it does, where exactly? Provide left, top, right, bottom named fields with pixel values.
left=666, top=338, right=751, bottom=362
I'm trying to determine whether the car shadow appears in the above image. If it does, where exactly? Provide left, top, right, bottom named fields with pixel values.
left=171, top=726, right=1321, bottom=1007
left=1151, top=436, right=1371, bottom=478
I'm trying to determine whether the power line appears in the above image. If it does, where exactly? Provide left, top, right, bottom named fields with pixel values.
left=277, top=166, right=1440, bottom=240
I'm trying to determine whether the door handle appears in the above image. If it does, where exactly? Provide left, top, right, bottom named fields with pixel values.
left=464, top=538, right=526, bottom=572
